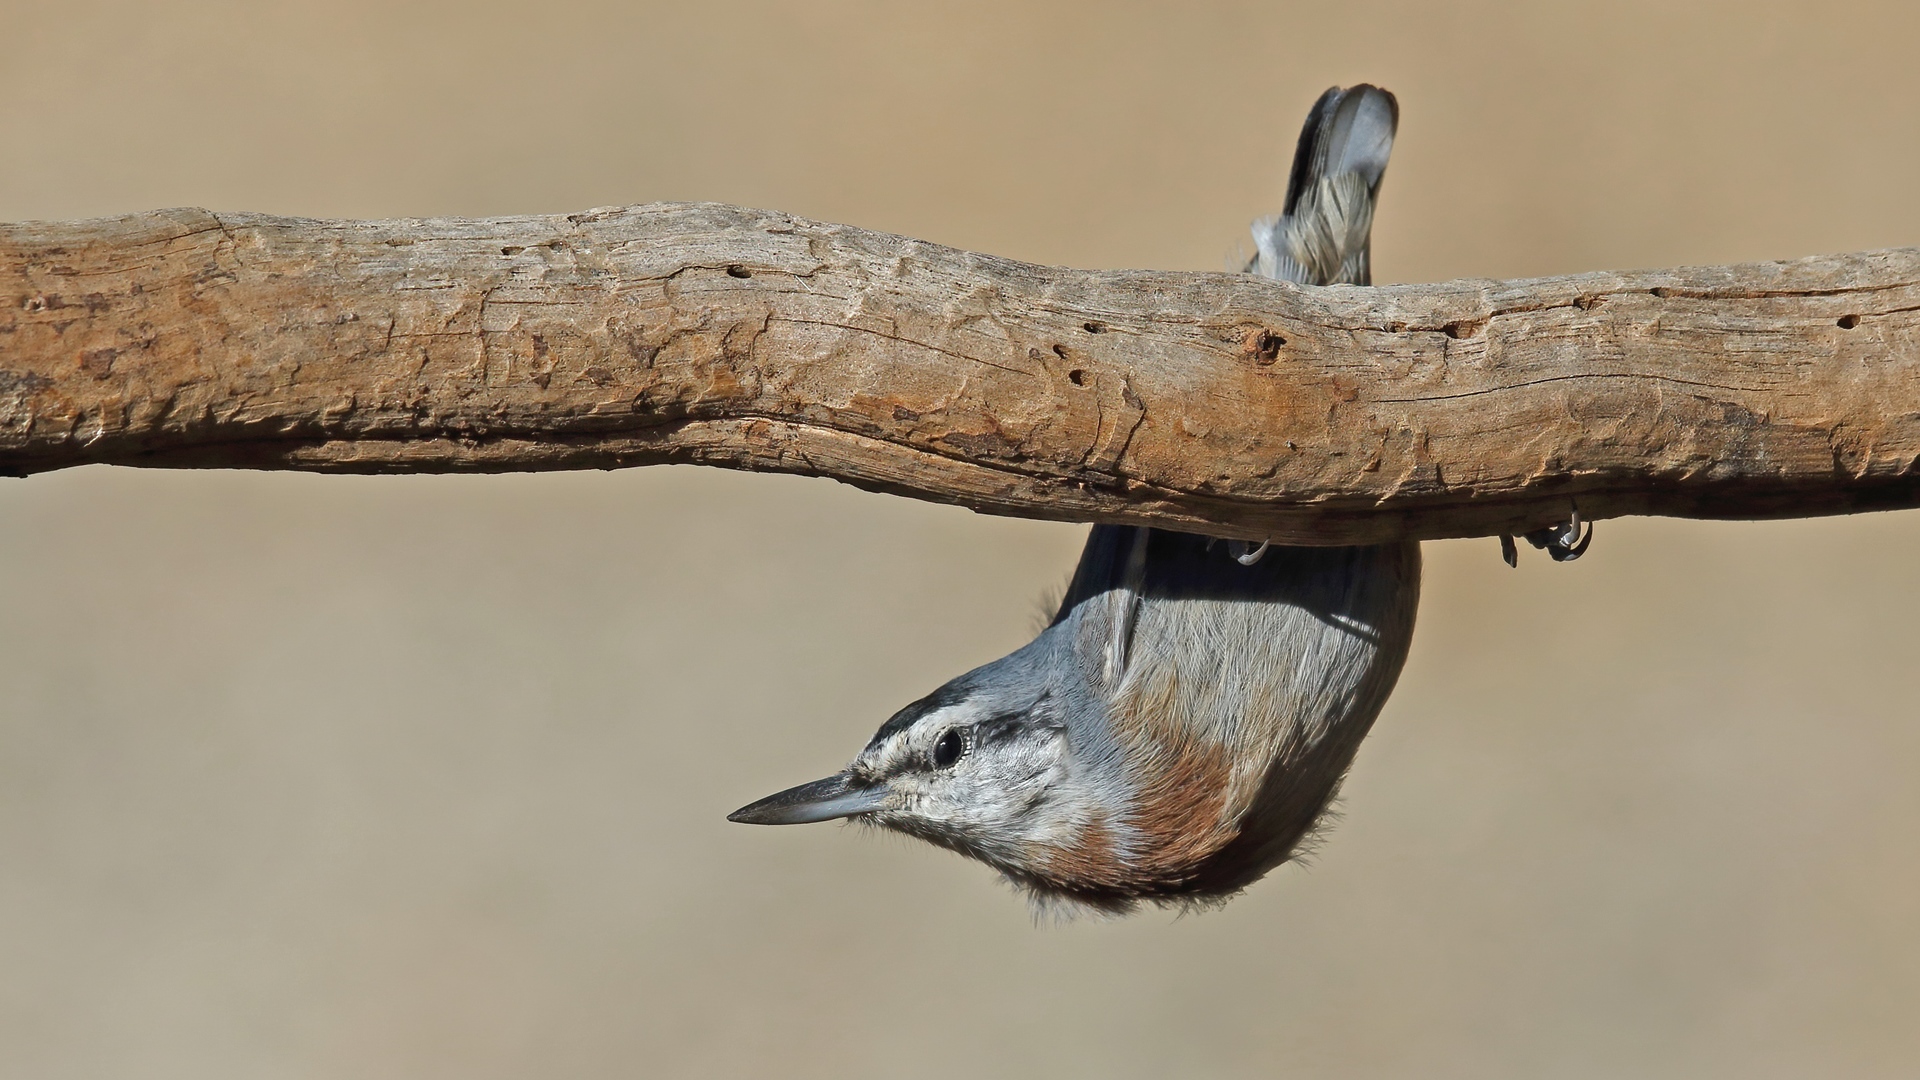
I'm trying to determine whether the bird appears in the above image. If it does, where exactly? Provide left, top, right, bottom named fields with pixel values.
left=729, top=85, right=1422, bottom=915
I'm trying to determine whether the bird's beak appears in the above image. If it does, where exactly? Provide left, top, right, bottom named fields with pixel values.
left=727, top=771, right=894, bottom=825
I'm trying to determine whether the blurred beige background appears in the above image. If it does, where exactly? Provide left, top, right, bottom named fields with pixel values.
left=4, top=2, right=1919, bottom=1077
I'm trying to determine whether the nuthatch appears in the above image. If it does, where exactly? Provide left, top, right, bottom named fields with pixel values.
left=731, top=86, right=1422, bottom=914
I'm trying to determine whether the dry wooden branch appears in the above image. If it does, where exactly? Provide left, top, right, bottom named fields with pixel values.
left=3, top=202, right=1917, bottom=543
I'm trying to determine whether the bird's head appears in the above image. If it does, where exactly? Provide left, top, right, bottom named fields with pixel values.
left=728, top=639, right=1131, bottom=907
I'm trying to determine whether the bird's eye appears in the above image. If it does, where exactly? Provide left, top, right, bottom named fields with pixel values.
left=931, top=728, right=966, bottom=769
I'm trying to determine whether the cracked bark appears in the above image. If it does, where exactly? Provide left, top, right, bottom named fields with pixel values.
left=2, top=202, right=1918, bottom=544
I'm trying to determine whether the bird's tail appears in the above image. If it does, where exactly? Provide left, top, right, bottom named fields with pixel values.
left=1249, top=84, right=1398, bottom=287
left=1058, top=85, right=1403, bottom=626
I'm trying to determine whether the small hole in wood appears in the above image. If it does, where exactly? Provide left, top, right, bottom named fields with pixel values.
left=1067, top=369, right=1087, bottom=386
left=1083, top=321, right=1106, bottom=334
left=1052, top=344, right=1069, bottom=359
left=500, top=246, right=523, bottom=256
left=1838, top=314, right=1861, bottom=329
left=1243, top=328, right=1285, bottom=363
left=1444, top=320, right=1484, bottom=339
left=1650, top=287, right=1672, bottom=298
left=726, top=265, right=752, bottom=278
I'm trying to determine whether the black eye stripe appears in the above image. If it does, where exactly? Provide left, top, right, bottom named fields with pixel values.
left=977, top=713, right=1030, bottom=744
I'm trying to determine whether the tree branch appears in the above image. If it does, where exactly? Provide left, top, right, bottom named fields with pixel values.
left=3, top=202, right=1917, bottom=543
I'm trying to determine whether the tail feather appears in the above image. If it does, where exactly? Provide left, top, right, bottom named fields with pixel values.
left=1060, top=84, right=1402, bottom=631
left=1252, top=84, right=1398, bottom=287
left=1285, top=85, right=1397, bottom=214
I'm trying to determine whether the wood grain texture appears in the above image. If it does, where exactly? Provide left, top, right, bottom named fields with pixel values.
left=3, top=202, right=1917, bottom=543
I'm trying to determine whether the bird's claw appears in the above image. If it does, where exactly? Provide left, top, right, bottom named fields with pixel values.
left=1500, top=508, right=1593, bottom=567
left=1227, top=539, right=1272, bottom=566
